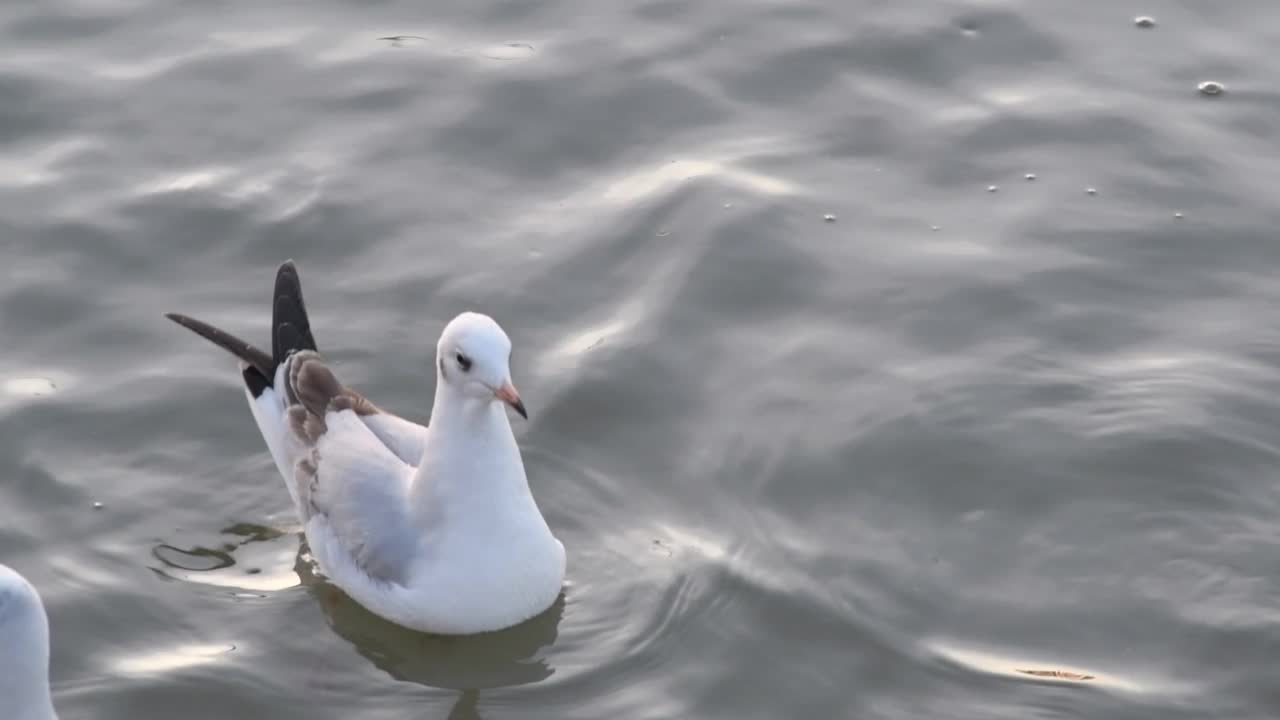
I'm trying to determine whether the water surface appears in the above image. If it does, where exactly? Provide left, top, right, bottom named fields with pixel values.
left=3, top=1, right=1280, bottom=718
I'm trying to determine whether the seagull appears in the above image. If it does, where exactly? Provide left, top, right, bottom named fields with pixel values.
left=165, top=261, right=565, bottom=635
left=0, top=563, right=58, bottom=720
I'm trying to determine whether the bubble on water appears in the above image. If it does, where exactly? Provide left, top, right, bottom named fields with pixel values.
left=1134, top=16, right=1156, bottom=28
left=1198, top=81, right=1226, bottom=97
left=92, top=501, right=104, bottom=510
left=1085, top=187, right=1098, bottom=196
left=1024, top=173, right=1037, bottom=181
left=930, top=225, right=940, bottom=232
left=1174, top=211, right=1184, bottom=219
left=823, top=213, right=837, bottom=222
left=986, top=185, right=998, bottom=193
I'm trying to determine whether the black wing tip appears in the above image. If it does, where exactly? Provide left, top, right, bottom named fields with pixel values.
left=272, top=259, right=317, bottom=362
left=242, top=365, right=272, bottom=397
left=167, top=259, right=315, bottom=390
left=276, top=261, right=299, bottom=287
left=164, top=310, right=275, bottom=383
left=165, top=311, right=202, bottom=332
left=275, top=259, right=302, bottom=290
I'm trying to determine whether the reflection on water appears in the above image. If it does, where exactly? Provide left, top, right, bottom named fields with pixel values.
left=113, top=643, right=237, bottom=675
left=446, top=690, right=482, bottom=720
left=150, top=523, right=302, bottom=593
left=300, top=552, right=564, bottom=690
left=150, top=518, right=563, bottom=692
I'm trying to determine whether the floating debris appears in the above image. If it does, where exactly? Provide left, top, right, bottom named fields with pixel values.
left=1174, top=211, right=1184, bottom=219
left=1085, top=187, right=1098, bottom=196
left=823, top=213, right=837, bottom=222
left=1017, top=668, right=1096, bottom=681
left=925, top=641, right=1140, bottom=691
left=986, top=185, right=999, bottom=193
left=1198, top=81, right=1226, bottom=97
left=1024, top=173, right=1037, bottom=181
left=930, top=225, right=940, bottom=232
left=92, top=501, right=104, bottom=510
left=1134, top=16, right=1156, bottom=28
left=378, top=35, right=427, bottom=48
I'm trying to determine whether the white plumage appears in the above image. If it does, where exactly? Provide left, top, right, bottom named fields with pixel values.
left=0, top=563, right=57, bottom=720
left=167, top=262, right=565, bottom=634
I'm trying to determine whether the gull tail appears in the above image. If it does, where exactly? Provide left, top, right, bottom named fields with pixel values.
left=165, top=260, right=321, bottom=510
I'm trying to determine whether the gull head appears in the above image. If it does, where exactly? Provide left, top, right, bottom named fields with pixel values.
left=436, top=312, right=527, bottom=419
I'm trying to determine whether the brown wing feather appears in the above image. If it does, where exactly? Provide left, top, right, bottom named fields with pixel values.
left=284, top=351, right=396, bottom=526
left=286, top=351, right=382, bottom=424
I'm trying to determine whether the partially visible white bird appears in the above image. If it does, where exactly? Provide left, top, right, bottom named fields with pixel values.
left=166, top=260, right=565, bottom=635
left=0, top=563, right=57, bottom=720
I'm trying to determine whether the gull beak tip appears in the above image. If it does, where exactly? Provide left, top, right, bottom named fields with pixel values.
left=496, top=381, right=528, bottom=420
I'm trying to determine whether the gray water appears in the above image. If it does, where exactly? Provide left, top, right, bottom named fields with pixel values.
left=3, top=1, right=1280, bottom=718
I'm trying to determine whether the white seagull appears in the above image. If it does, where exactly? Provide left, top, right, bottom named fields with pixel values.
left=166, top=261, right=565, bottom=635
left=0, top=563, right=58, bottom=720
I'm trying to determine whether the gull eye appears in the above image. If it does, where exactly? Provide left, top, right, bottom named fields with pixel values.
left=456, top=352, right=472, bottom=372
